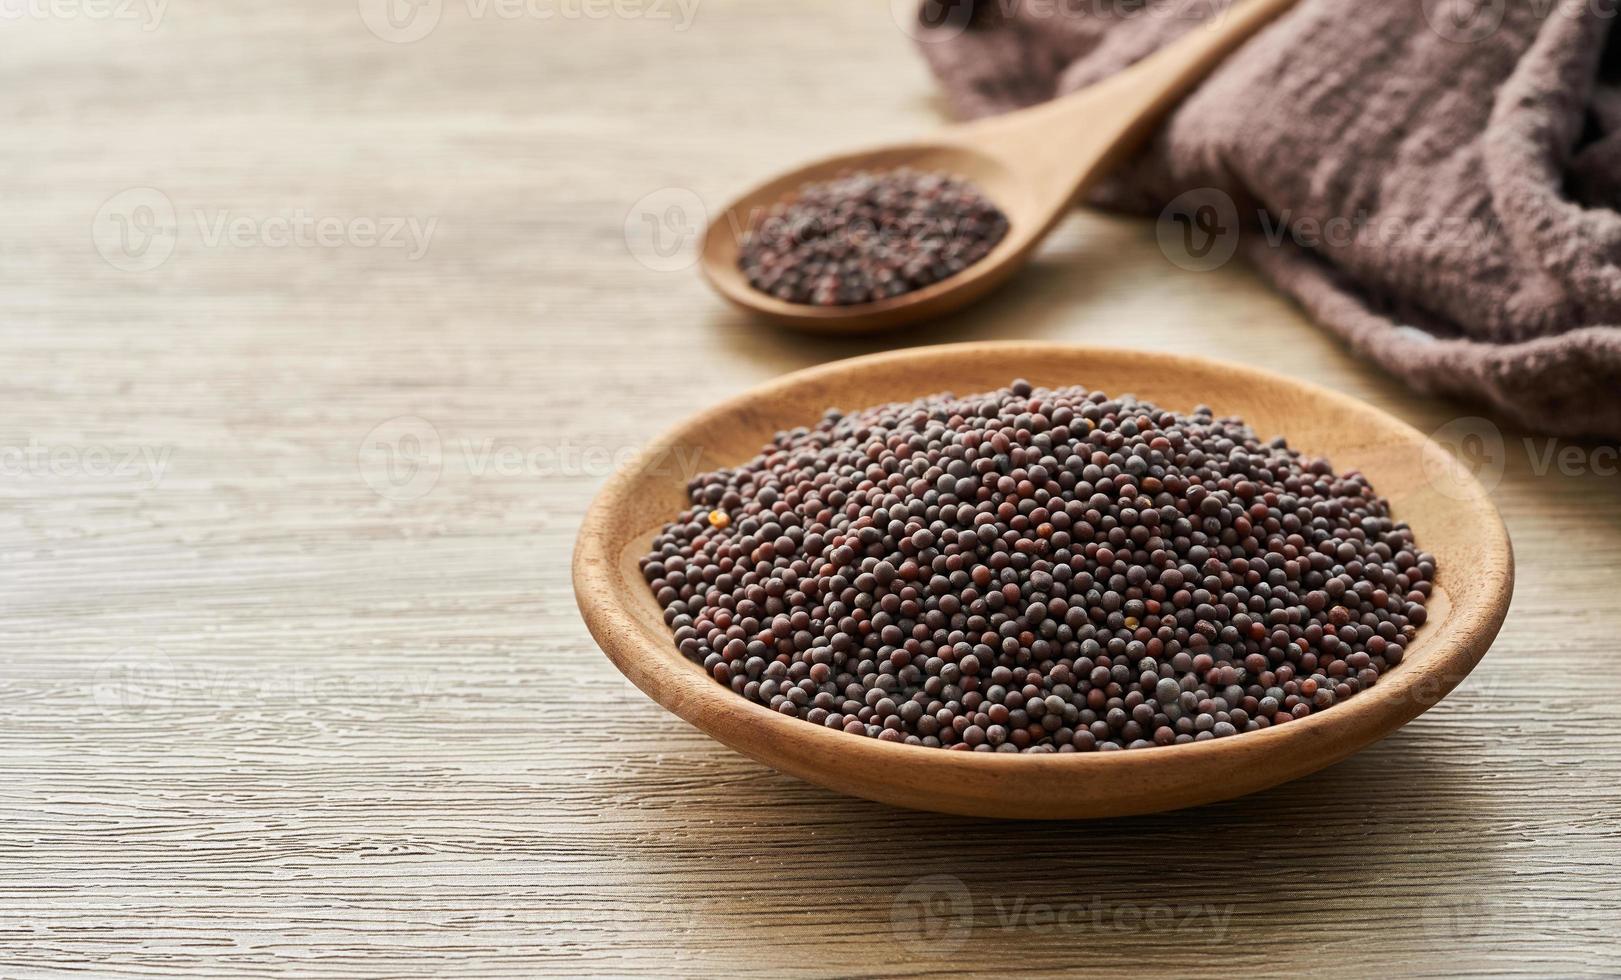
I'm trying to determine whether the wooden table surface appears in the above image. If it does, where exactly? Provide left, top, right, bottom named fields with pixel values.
left=4, top=2, right=1619, bottom=976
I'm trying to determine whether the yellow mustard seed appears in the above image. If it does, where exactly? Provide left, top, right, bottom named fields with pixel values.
left=708, top=510, right=731, bottom=529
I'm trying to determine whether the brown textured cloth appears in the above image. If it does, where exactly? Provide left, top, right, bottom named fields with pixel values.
left=915, top=0, right=1621, bottom=437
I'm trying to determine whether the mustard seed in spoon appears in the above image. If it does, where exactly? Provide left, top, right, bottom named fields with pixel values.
left=736, top=167, right=1009, bottom=306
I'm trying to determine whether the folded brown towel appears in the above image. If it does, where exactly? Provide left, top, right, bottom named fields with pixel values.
left=915, top=0, right=1621, bottom=437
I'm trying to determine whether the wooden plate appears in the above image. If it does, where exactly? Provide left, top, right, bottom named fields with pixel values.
left=572, top=343, right=1513, bottom=818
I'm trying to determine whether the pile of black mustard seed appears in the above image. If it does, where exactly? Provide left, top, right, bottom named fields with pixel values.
left=736, top=168, right=1009, bottom=306
left=641, top=381, right=1435, bottom=753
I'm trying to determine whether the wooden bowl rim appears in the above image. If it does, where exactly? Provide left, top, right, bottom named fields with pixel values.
left=573, top=342, right=1513, bottom=811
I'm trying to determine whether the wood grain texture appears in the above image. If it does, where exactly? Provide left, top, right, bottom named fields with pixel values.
left=0, top=1, right=1617, bottom=976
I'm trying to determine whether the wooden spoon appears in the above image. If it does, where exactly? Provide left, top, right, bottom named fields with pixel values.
left=572, top=343, right=1513, bottom=819
left=700, top=0, right=1297, bottom=333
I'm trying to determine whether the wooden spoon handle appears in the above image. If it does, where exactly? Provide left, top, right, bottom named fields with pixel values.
left=948, top=0, right=1298, bottom=205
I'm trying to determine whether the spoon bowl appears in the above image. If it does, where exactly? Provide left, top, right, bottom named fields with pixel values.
left=701, top=144, right=1034, bottom=333
left=573, top=343, right=1514, bottom=819
left=699, top=0, right=1300, bottom=333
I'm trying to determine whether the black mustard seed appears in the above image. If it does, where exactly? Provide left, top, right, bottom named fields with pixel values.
left=736, top=167, right=1010, bottom=306
left=641, top=381, right=1436, bottom=753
